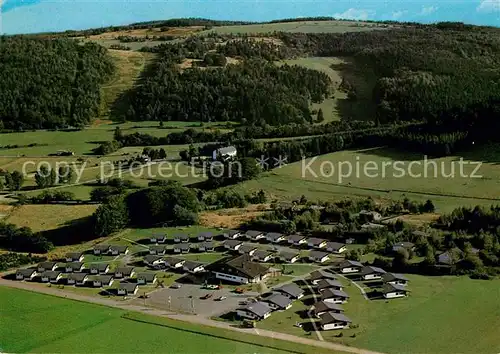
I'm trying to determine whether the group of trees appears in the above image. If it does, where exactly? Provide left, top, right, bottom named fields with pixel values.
left=0, top=252, right=45, bottom=272
left=34, top=165, right=74, bottom=189
left=0, top=38, right=114, bottom=130
left=127, top=58, right=330, bottom=125
left=0, top=171, right=24, bottom=191
left=0, top=222, right=53, bottom=253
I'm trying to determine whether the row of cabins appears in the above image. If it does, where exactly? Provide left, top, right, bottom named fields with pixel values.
left=149, top=232, right=215, bottom=244
left=236, top=282, right=305, bottom=321
left=224, top=230, right=347, bottom=253
left=148, top=242, right=215, bottom=255
left=223, top=240, right=338, bottom=264
left=144, top=255, right=206, bottom=274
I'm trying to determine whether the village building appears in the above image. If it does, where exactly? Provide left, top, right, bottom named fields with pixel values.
left=197, top=242, right=215, bottom=252
left=309, top=270, right=337, bottom=285
left=15, top=269, right=37, bottom=280
left=339, top=260, right=363, bottom=273
left=392, top=242, right=415, bottom=253
left=287, top=234, right=307, bottom=246
left=308, top=250, right=330, bottom=263
left=40, top=271, right=62, bottom=283
left=252, top=250, right=274, bottom=263
left=64, top=262, right=85, bottom=273
left=143, top=255, right=164, bottom=268
left=213, top=146, right=237, bottom=160
left=245, top=230, right=265, bottom=241
left=65, top=252, right=84, bottom=262
left=307, top=238, right=327, bottom=249
left=279, top=251, right=300, bottom=263
left=173, top=234, right=190, bottom=243
left=382, top=283, right=409, bottom=299
left=264, top=293, right=292, bottom=311
left=67, top=272, right=89, bottom=285
left=150, top=234, right=167, bottom=244
left=109, top=245, right=129, bottom=256
left=382, top=272, right=409, bottom=286
left=236, top=301, right=272, bottom=321
left=320, top=312, right=352, bottom=331
left=360, top=266, right=386, bottom=280
left=149, top=245, right=167, bottom=255
left=325, top=242, right=347, bottom=254
left=316, top=278, right=343, bottom=292
left=93, top=244, right=111, bottom=255
left=114, top=267, right=135, bottom=279
left=358, top=210, right=382, bottom=221
left=223, top=239, right=243, bottom=252
left=173, top=243, right=190, bottom=254
left=238, top=244, right=258, bottom=256
left=164, top=257, right=185, bottom=269
left=89, top=263, right=111, bottom=274
left=92, top=275, right=114, bottom=287
left=182, top=261, right=205, bottom=274
left=117, top=282, right=139, bottom=296
left=37, top=262, right=58, bottom=272
left=265, top=232, right=286, bottom=243
left=321, top=288, right=350, bottom=304
left=275, top=283, right=304, bottom=300
left=197, top=232, right=214, bottom=241
left=207, top=255, right=270, bottom=284
left=136, top=273, right=157, bottom=285
left=224, top=230, right=242, bottom=239
left=313, top=301, right=344, bottom=317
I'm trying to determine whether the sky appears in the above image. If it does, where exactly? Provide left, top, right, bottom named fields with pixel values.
left=0, top=0, right=499, bottom=34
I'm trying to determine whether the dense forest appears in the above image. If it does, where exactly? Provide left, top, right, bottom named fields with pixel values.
left=0, top=37, right=114, bottom=129
left=127, top=58, right=330, bottom=125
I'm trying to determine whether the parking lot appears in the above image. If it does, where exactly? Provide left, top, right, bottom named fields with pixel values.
left=142, top=283, right=260, bottom=317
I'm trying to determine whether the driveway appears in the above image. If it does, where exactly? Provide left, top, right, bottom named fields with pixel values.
left=139, top=283, right=259, bottom=317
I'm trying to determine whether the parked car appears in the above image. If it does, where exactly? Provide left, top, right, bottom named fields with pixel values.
left=201, top=293, right=213, bottom=300
left=170, top=283, right=181, bottom=289
left=215, top=296, right=227, bottom=301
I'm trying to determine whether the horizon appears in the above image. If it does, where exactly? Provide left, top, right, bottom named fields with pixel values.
left=1, top=0, right=499, bottom=34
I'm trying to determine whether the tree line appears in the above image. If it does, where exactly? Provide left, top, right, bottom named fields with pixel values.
left=0, top=37, right=114, bottom=130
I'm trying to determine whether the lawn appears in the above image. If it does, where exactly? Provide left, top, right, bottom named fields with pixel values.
left=260, top=275, right=500, bottom=354
left=231, top=146, right=500, bottom=213
left=0, top=287, right=341, bottom=354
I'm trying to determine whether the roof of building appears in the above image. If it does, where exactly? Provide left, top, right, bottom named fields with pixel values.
left=119, top=282, right=138, bottom=291
left=164, top=257, right=184, bottom=265
left=38, top=261, right=57, bottom=269
left=382, top=283, right=409, bottom=294
left=90, top=263, right=110, bottom=270
left=66, top=252, right=83, bottom=258
left=150, top=245, right=167, bottom=251
left=237, top=301, right=271, bottom=317
left=340, top=260, right=363, bottom=268
left=174, top=233, right=189, bottom=239
left=308, top=238, right=327, bottom=245
left=245, top=230, right=263, bottom=237
left=217, top=146, right=237, bottom=155
left=326, top=242, right=346, bottom=250
left=253, top=250, right=273, bottom=259
left=198, top=232, right=213, bottom=238
left=208, top=255, right=269, bottom=279
left=151, top=233, right=166, bottom=239
left=382, top=272, right=408, bottom=282
left=144, top=255, right=163, bottom=264
left=276, top=283, right=304, bottom=298
left=41, top=271, right=62, bottom=279
left=137, top=273, right=157, bottom=281
left=266, top=232, right=283, bottom=241
left=287, top=234, right=306, bottom=242
left=67, top=272, right=89, bottom=281
left=174, top=243, right=190, bottom=250
left=309, top=250, right=330, bottom=259
left=224, top=239, right=243, bottom=248
left=309, top=269, right=337, bottom=281
left=321, top=288, right=349, bottom=299
left=94, top=275, right=114, bottom=283
left=361, top=266, right=386, bottom=275
left=280, top=250, right=299, bottom=260
left=94, top=244, right=111, bottom=251
left=266, top=293, right=292, bottom=308
left=320, top=312, right=352, bottom=325
left=16, top=268, right=36, bottom=276
left=239, top=244, right=258, bottom=253
left=317, top=278, right=343, bottom=289
left=313, top=301, right=344, bottom=314
left=115, top=267, right=135, bottom=275
left=65, top=262, right=84, bottom=269
left=392, top=242, right=415, bottom=249
left=228, top=230, right=240, bottom=236
left=109, top=245, right=128, bottom=252
left=199, top=241, right=215, bottom=249
left=437, top=249, right=463, bottom=265
left=183, top=260, right=204, bottom=271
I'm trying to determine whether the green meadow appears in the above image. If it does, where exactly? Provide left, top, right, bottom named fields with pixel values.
left=0, top=287, right=341, bottom=354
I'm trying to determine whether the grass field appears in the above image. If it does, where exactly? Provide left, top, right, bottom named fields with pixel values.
left=0, top=287, right=342, bottom=354
left=203, top=21, right=390, bottom=35
left=231, top=146, right=500, bottom=213
left=259, top=275, right=500, bottom=354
